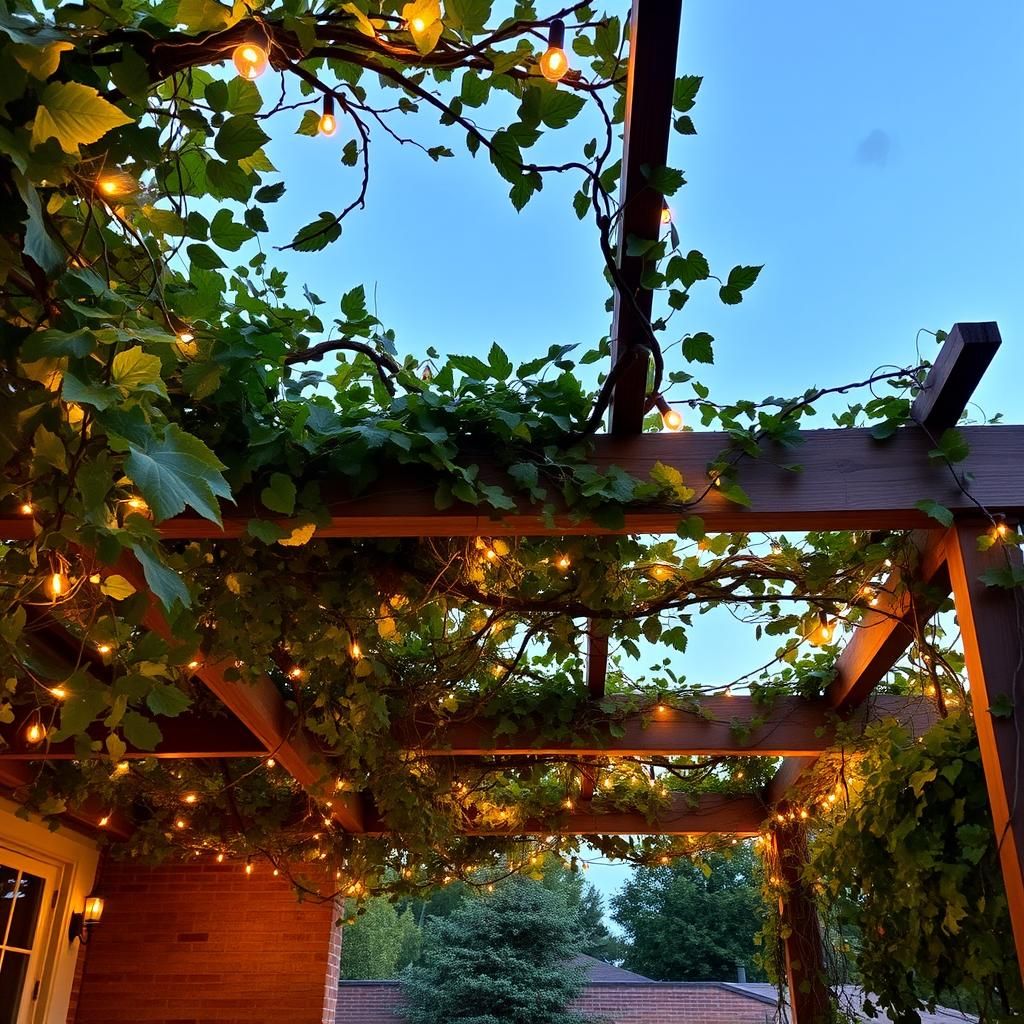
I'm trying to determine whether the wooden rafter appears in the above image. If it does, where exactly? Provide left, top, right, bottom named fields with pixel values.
left=607, top=0, right=685, bottom=435
left=108, top=553, right=367, bottom=833
left=401, top=694, right=936, bottom=759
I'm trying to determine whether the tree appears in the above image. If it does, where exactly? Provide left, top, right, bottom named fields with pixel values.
left=342, top=897, right=419, bottom=979
left=611, top=846, right=767, bottom=982
left=541, top=859, right=627, bottom=963
left=400, top=877, right=595, bottom=1024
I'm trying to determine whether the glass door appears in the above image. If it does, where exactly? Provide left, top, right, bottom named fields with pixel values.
left=0, top=850, right=58, bottom=1024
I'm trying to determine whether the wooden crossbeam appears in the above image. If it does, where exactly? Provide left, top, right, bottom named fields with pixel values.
left=607, top=0, right=684, bottom=435
left=108, top=553, right=366, bottom=833
left=0, top=761, right=133, bottom=839
left=363, top=792, right=764, bottom=837
left=0, top=711, right=266, bottom=760
left=5, top=425, right=1019, bottom=542
left=401, top=694, right=935, bottom=759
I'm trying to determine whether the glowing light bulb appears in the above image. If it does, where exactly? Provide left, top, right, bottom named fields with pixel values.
left=319, top=94, right=337, bottom=137
left=98, top=177, right=121, bottom=197
left=187, top=659, right=200, bottom=671
left=19, top=502, right=33, bottom=515
left=232, top=37, right=269, bottom=80
left=47, top=571, right=69, bottom=600
left=183, top=793, right=198, bottom=804
left=655, top=394, right=683, bottom=431
left=26, top=722, right=44, bottom=743
left=410, top=15, right=426, bottom=32
left=97, top=644, right=112, bottom=655
left=563, top=798, right=574, bottom=810
left=539, top=19, right=569, bottom=83
left=266, top=758, right=276, bottom=769
left=484, top=547, right=497, bottom=562
left=99, top=815, right=110, bottom=827
left=288, top=665, right=304, bottom=681
left=349, top=642, right=363, bottom=660
left=994, top=521, right=1009, bottom=539
left=49, top=686, right=68, bottom=700
left=245, top=861, right=254, bottom=875
left=126, top=496, right=149, bottom=514
left=661, top=205, right=672, bottom=226
left=555, top=554, right=571, bottom=571
left=217, top=852, right=224, bottom=863
left=175, top=818, right=187, bottom=829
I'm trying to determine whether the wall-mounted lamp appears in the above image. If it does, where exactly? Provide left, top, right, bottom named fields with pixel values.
left=69, top=895, right=104, bottom=944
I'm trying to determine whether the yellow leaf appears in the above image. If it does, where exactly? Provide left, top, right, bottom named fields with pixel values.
left=342, top=2, right=377, bottom=38
left=377, top=616, right=397, bottom=639
left=99, top=575, right=136, bottom=601
left=31, top=82, right=134, bottom=154
left=12, top=41, right=73, bottom=81
left=401, top=0, right=442, bottom=54
left=277, top=522, right=316, bottom=546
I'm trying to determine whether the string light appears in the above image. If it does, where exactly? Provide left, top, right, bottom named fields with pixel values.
left=319, top=94, right=337, bottom=136
left=25, top=721, right=44, bottom=744
left=19, top=502, right=33, bottom=515
left=555, top=554, right=571, bottom=571
left=288, top=665, right=305, bottom=681
left=349, top=642, right=363, bottom=660
left=814, top=612, right=835, bottom=645
left=993, top=519, right=1009, bottom=540
left=182, top=793, right=198, bottom=805
left=245, top=861, right=254, bottom=875
left=111, top=761, right=130, bottom=779
left=216, top=852, right=225, bottom=863
left=96, top=643, right=112, bottom=655
left=266, top=758, right=276, bottom=769
left=538, top=18, right=569, bottom=82
left=661, top=204, right=672, bottom=226
left=187, top=659, right=201, bottom=671
left=232, top=30, right=269, bottom=80
left=47, top=570, right=70, bottom=600
left=98, top=815, right=110, bottom=828
left=125, top=496, right=149, bottom=515
left=49, top=685, right=68, bottom=700
left=175, top=818, right=187, bottom=829
left=654, top=394, right=683, bottom=431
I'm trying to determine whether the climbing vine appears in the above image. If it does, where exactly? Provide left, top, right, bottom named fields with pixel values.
left=0, top=2, right=1022, bottom=1016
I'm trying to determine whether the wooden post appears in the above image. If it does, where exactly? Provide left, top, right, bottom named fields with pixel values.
left=772, top=823, right=831, bottom=1024
left=946, top=521, right=1024, bottom=981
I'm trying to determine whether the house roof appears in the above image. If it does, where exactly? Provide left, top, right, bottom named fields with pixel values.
left=568, top=953, right=653, bottom=983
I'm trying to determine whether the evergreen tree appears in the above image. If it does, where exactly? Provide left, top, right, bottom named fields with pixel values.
left=611, top=847, right=767, bottom=982
left=540, top=860, right=627, bottom=963
left=400, top=877, right=596, bottom=1024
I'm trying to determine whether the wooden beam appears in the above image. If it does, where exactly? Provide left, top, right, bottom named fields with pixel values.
left=364, top=793, right=764, bottom=836
left=0, top=710, right=266, bottom=760
left=912, top=322, right=1001, bottom=431
left=946, top=521, right=1024, bottom=981
left=585, top=625, right=609, bottom=699
left=109, top=553, right=366, bottom=833
left=402, top=694, right=935, bottom=759
left=607, top=0, right=685, bottom=435
left=772, top=823, right=832, bottom=1023
left=5, top=425, right=1019, bottom=541
left=0, top=762, right=133, bottom=840
left=766, top=531, right=951, bottom=805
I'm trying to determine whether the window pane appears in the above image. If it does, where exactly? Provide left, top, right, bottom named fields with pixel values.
left=0, top=863, right=17, bottom=937
left=5, top=869, right=44, bottom=951
left=0, top=949, right=30, bottom=1024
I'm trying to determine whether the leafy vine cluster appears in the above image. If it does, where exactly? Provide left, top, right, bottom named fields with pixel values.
left=0, top=2, right=1022, bottom=1019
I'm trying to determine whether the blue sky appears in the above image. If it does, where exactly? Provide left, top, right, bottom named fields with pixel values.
left=261, top=1, right=1024, bottom=910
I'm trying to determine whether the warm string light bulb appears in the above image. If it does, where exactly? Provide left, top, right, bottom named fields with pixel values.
left=232, top=31, right=269, bottom=80
left=47, top=570, right=70, bottom=600
left=654, top=394, right=683, bottom=431
left=815, top=612, right=835, bottom=645
left=539, top=18, right=569, bottom=83
left=25, top=721, right=44, bottom=744
left=555, top=554, right=571, bottom=571
left=661, top=204, right=672, bottom=226
left=19, top=501, right=33, bottom=515
left=318, top=94, right=337, bottom=137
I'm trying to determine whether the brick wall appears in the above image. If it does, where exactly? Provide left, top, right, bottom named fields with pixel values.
left=69, top=860, right=342, bottom=1024
left=335, top=981, right=777, bottom=1024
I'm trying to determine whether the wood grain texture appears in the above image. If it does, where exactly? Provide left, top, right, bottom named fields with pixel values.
left=947, top=521, right=1024, bottom=979
left=911, top=322, right=1001, bottom=431
left=400, top=694, right=935, bottom=758
left=607, top=0, right=684, bottom=435
left=5, top=425, right=1018, bottom=541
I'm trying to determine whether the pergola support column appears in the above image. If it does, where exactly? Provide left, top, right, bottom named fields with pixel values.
left=946, top=520, right=1024, bottom=981
left=771, top=823, right=831, bottom=1024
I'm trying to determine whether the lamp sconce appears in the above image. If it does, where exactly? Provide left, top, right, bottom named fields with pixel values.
left=69, top=895, right=104, bottom=944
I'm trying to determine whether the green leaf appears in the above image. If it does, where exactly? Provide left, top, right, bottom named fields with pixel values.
left=131, top=543, right=190, bottom=612
left=123, top=710, right=162, bottom=751
left=122, top=423, right=231, bottom=525
left=22, top=328, right=95, bottom=360
left=682, top=332, right=714, bottom=364
left=290, top=212, right=342, bottom=251
left=255, top=182, right=286, bottom=204
left=111, top=347, right=168, bottom=398
left=146, top=683, right=191, bottom=718
left=915, top=499, right=953, bottom=527
left=644, top=164, right=686, bottom=196
left=979, top=565, right=1024, bottom=590
left=261, top=472, right=296, bottom=515
left=720, top=265, right=762, bottom=305
left=186, top=242, right=225, bottom=270
left=210, top=209, right=255, bottom=251
left=928, top=428, right=970, bottom=465
left=33, top=425, right=67, bottom=471
left=990, top=693, right=1015, bottom=719
left=296, top=109, right=321, bottom=137
left=215, top=115, right=270, bottom=161
left=14, top=171, right=62, bottom=274
left=649, top=461, right=695, bottom=504
left=176, top=0, right=235, bottom=32
left=12, top=40, right=73, bottom=82
left=673, top=74, right=702, bottom=113
left=509, top=171, right=542, bottom=211
left=31, top=81, right=133, bottom=153
left=677, top=515, right=705, bottom=541
left=537, top=89, right=586, bottom=129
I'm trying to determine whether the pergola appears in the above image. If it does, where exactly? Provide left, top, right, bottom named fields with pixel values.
left=2, top=2, right=1023, bottom=1021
